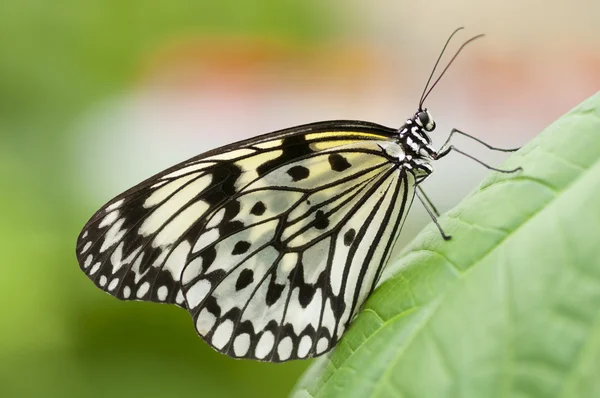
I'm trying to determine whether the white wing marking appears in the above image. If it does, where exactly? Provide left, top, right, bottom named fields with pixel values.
left=212, top=320, right=234, bottom=349
left=277, top=336, right=293, bottom=361
left=208, top=148, right=255, bottom=161
left=297, top=335, right=312, bottom=358
left=99, top=218, right=126, bottom=252
left=253, top=139, right=282, bottom=149
left=157, top=286, right=168, bottom=301
left=163, top=241, right=191, bottom=281
left=187, top=279, right=211, bottom=308
left=81, top=241, right=92, bottom=253
left=152, top=200, right=209, bottom=247
left=143, top=172, right=201, bottom=208
left=196, top=308, right=217, bottom=334
left=316, top=337, right=329, bottom=354
left=182, top=257, right=203, bottom=284
left=136, top=281, right=150, bottom=298
left=193, top=228, right=219, bottom=253
left=205, top=207, right=226, bottom=229
left=255, top=331, right=275, bottom=359
left=233, top=333, right=251, bottom=357
left=105, top=199, right=124, bottom=212
left=162, top=162, right=216, bottom=179
left=140, top=175, right=211, bottom=237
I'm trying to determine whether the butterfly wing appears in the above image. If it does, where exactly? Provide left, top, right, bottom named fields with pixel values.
left=76, top=120, right=415, bottom=361
left=187, top=148, right=415, bottom=361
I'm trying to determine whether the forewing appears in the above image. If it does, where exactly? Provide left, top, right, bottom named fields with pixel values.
left=75, top=121, right=397, bottom=311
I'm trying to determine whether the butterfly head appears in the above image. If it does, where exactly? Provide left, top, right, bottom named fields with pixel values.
left=415, top=109, right=436, bottom=132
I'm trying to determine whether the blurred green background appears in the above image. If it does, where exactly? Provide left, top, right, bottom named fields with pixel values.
left=1, top=1, right=597, bottom=397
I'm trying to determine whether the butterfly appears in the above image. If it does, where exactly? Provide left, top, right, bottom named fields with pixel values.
left=75, top=28, right=520, bottom=362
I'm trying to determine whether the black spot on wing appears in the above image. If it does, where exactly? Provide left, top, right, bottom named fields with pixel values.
left=330, top=296, right=346, bottom=320
left=232, top=240, right=251, bottom=255
left=201, top=163, right=242, bottom=206
left=250, top=201, right=266, bottom=216
left=203, top=269, right=227, bottom=286
left=266, top=281, right=285, bottom=306
left=287, top=165, right=310, bottom=182
left=235, top=269, right=254, bottom=291
left=314, top=210, right=329, bottom=230
left=219, top=220, right=244, bottom=236
left=256, top=135, right=313, bottom=177
left=199, top=246, right=217, bottom=269
left=343, top=228, right=356, bottom=246
left=139, top=247, right=165, bottom=274
left=328, top=153, right=351, bottom=172
left=202, top=296, right=222, bottom=318
left=293, top=262, right=324, bottom=308
left=223, top=200, right=241, bottom=221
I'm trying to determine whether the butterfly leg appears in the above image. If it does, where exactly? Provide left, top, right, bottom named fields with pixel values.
left=439, top=128, right=521, bottom=154
left=415, top=185, right=451, bottom=240
left=435, top=129, right=522, bottom=174
left=416, top=185, right=440, bottom=217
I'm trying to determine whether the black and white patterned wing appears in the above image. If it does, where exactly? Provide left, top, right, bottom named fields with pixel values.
left=185, top=143, right=416, bottom=361
left=75, top=121, right=412, bottom=361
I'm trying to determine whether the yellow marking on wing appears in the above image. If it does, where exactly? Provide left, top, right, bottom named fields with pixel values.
left=208, top=148, right=256, bottom=161
left=254, top=139, right=283, bottom=149
left=309, top=140, right=358, bottom=151
left=235, top=150, right=283, bottom=172
left=305, top=131, right=388, bottom=141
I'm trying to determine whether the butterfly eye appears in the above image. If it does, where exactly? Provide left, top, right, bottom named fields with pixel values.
left=418, top=110, right=435, bottom=131
left=417, top=111, right=429, bottom=127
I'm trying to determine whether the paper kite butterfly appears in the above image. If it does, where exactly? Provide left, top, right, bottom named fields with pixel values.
left=75, top=28, right=520, bottom=362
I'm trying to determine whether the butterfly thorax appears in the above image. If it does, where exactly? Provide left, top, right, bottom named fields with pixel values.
left=393, top=109, right=437, bottom=176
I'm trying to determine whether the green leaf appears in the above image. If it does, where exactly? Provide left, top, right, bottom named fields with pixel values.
left=292, top=92, right=600, bottom=398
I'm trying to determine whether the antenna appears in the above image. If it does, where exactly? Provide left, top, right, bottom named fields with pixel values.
left=419, top=29, right=485, bottom=109
left=418, top=27, right=465, bottom=109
